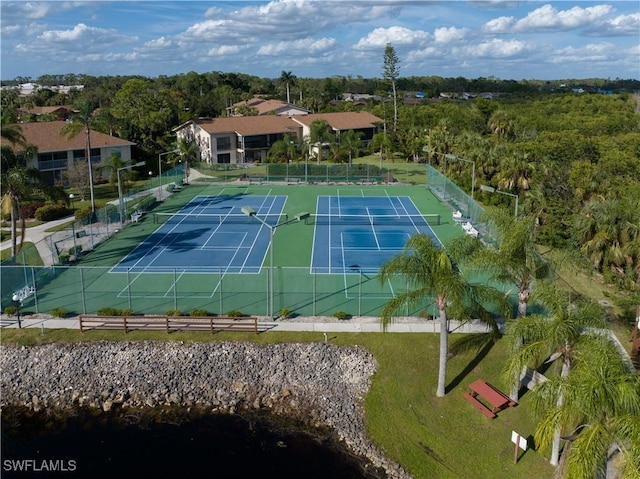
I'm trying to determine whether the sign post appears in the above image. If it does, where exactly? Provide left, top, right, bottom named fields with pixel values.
left=511, top=431, right=528, bottom=464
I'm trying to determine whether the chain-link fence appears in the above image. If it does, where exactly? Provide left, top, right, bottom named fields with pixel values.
left=426, top=164, right=491, bottom=238
left=1, top=265, right=440, bottom=319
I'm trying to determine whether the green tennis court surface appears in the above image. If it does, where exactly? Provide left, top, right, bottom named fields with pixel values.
left=4, top=185, right=469, bottom=318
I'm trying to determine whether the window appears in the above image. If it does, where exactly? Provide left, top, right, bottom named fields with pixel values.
left=216, top=137, right=231, bottom=150
left=217, top=153, right=231, bottom=164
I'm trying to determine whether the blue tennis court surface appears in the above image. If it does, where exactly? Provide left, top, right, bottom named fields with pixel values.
left=112, top=195, right=286, bottom=273
left=311, top=196, right=442, bottom=274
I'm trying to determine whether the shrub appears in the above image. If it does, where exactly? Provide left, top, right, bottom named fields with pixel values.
left=20, top=202, right=45, bottom=219
left=136, top=195, right=156, bottom=212
left=97, top=307, right=133, bottom=316
left=333, top=311, right=350, bottom=320
left=35, top=203, right=71, bottom=221
left=165, top=309, right=182, bottom=316
left=68, top=245, right=83, bottom=256
left=50, top=308, right=68, bottom=318
left=190, top=308, right=209, bottom=317
left=279, top=307, right=291, bottom=319
left=4, top=306, right=17, bottom=316
left=74, top=206, right=93, bottom=221
left=226, top=309, right=242, bottom=318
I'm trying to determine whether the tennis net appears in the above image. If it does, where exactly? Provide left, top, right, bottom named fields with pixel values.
left=308, top=213, right=440, bottom=226
left=153, top=212, right=283, bottom=225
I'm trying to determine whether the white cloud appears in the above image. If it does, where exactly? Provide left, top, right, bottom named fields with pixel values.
left=257, top=37, right=336, bottom=56
left=433, top=26, right=469, bottom=44
left=584, top=12, right=640, bottom=37
left=515, top=4, right=614, bottom=32
left=143, top=37, right=173, bottom=50
left=208, top=44, right=249, bottom=56
left=483, top=15, right=516, bottom=33
left=39, top=23, right=135, bottom=46
left=550, top=42, right=615, bottom=64
left=464, top=38, right=529, bottom=58
left=354, top=26, right=431, bottom=49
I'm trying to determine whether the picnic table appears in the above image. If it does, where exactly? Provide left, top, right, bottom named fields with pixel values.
left=463, top=379, right=517, bottom=418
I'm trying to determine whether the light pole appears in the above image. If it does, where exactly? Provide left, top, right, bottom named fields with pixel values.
left=11, top=294, right=22, bottom=329
left=68, top=194, right=75, bottom=209
left=242, top=206, right=309, bottom=319
left=117, top=161, right=146, bottom=225
left=480, top=185, right=519, bottom=216
left=158, top=148, right=179, bottom=200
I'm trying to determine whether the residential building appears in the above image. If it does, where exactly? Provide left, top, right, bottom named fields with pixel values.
left=1, top=122, right=135, bottom=186
left=227, top=96, right=310, bottom=116
left=174, top=111, right=382, bottom=165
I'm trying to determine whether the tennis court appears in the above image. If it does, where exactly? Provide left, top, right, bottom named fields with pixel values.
left=3, top=184, right=467, bottom=317
left=311, top=195, right=442, bottom=274
left=112, top=194, right=286, bottom=273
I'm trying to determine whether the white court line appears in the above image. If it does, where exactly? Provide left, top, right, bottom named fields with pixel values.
left=365, top=207, right=381, bottom=250
left=309, top=197, right=321, bottom=274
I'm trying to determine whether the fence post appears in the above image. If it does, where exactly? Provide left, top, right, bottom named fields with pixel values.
left=80, top=267, right=86, bottom=314
left=126, top=268, right=131, bottom=309
left=30, top=267, right=39, bottom=313
left=173, top=268, right=177, bottom=311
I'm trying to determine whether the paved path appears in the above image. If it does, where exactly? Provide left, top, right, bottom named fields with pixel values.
left=0, top=314, right=498, bottom=334
left=1, top=215, right=77, bottom=266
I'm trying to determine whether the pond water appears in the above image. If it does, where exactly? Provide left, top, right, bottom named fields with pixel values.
left=1, top=408, right=385, bottom=479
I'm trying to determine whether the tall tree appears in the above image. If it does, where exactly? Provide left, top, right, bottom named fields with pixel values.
left=339, top=129, right=364, bottom=164
left=452, top=210, right=549, bottom=319
left=280, top=71, right=297, bottom=104
left=379, top=234, right=509, bottom=397
left=60, top=99, right=98, bottom=212
left=1, top=162, right=48, bottom=256
left=530, top=335, right=640, bottom=479
left=502, top=283, right=606, bottom=466
left=382, top=43, right=400, bottom=133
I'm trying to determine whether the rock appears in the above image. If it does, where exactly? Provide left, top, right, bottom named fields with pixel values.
left=0, top=341, right=408, bottom=479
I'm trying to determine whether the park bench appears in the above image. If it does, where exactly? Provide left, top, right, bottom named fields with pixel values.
left=463, top=379, right=517, bottom=418
left=462, top=392, right=496, bottom=418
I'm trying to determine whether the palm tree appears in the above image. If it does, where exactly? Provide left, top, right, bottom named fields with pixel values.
left=379, top=234, right=509, bottom=397
left=60, top=99, right=98, bottom=213
left=280, top=71, right=296, bottom=104
left=502, top=283, right=606, bottom=466
left=176, top=137, right=200, bottom=182
left=339, top=129, right=364, bottom=165
left=573, top=196, right=640, bottom=287
left=0, top=122, right=25, bottom=146
left=530, top=333, right=640, bottom=478
left=1, top=164, right=48, bottom=256
left=453, top=210, right=549, bottom=320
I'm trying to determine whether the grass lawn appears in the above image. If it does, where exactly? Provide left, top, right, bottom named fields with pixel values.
left=1, top=328, right=554, bottom=478
left=0, top=242, right=42, bottom=264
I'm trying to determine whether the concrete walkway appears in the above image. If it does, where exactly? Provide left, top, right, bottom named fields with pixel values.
left=1, top=215, right=76, bottom=265
left=0, top=313, right=498, bottom=334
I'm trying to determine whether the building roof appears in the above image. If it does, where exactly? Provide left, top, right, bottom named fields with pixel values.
left=181, top=111, right=383, bottom=137
left=291, top=111, right=383, bottom=130
left=230, top=97, right=309, bottom=116
left=0, top=121, right=135, bottom=152
left=189, top=116, right=301, bottom=136
left=17, top=106, right=73, bottom=116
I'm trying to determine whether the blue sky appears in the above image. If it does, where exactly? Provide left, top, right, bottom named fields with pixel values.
left=1, top=1, right=638, bottom=81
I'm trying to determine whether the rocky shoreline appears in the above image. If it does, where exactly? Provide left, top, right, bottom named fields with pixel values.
left=0, top=340, right=410, bottom=479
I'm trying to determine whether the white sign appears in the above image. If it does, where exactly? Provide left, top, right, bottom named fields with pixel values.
left=511, top=431, right=528, bottom=451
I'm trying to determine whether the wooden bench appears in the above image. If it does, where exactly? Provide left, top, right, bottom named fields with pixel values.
left=285, top=177, right=300, bottom=184
left=463, top=392, right=496, bottom=418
